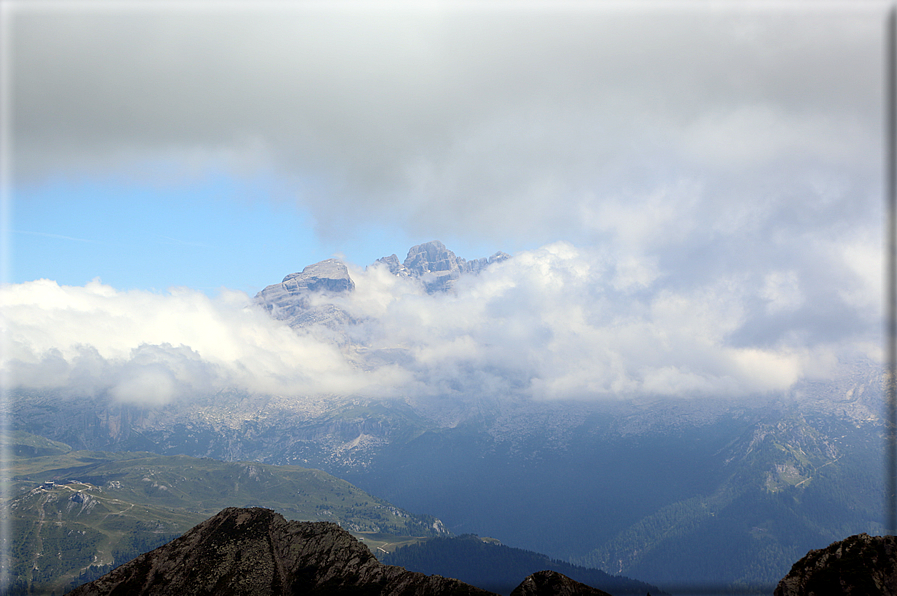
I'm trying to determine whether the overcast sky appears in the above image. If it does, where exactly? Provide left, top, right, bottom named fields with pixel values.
left=1, top=1, right=888, bottom=403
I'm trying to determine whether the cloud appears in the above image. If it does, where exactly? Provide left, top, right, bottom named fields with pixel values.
left=3, top=5, right=885, bottom=405
left=1, top=233, right=881, bottom=405
left=1, top=279, right=370, bottom=402
left=8, top=4, right=884, bottom=253
left=327, top=240, right=878, bottom=400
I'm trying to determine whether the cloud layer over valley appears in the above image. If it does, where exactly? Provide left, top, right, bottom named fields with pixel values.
left=2, top=238, right=880, bottom=405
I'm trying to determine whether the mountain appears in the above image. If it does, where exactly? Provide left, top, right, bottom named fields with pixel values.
left=511, top=571, right=612, bottom=596
left=381, top=534, right=665, bottom=596
left=7, top=241, right=887, bottom=593
left=775, top=533, right=897, bottom=596
left=2, top=432, right=446, bottom=595
left=375, top=240, right=510, bottom=293
left=256, top=258, right=357, bottom=330
left=252, top=241, right=508, bottom=337
left=66, top=507, right=606, bottom=596
left=67, top=507, right=492, bottom=596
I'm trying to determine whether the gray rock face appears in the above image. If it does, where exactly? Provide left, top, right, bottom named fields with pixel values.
left=281, top=259, right=355, bottom=293
left=375, top=254, right=410, bottom=278
left=258, top=259, right=355, bottom=307
left=254, top=243, right=509, bottom=331
left=775, top=533, right=897, bottom=596
left=510, top=571, right=612, bottom=596
left=255, top=259, right=355, bottom=329
left=68, top=507, right=494, bottom=596
left=388, top=240, right=509, bottom=293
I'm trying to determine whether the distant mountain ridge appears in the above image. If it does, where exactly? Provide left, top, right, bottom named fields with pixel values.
left=255, top=241, right=509, bottom=329
left=374, top=240, right=510, bottom=293
left=381, top=534, right=665, bottom=596
left=9, top=365, right=885, bottom=593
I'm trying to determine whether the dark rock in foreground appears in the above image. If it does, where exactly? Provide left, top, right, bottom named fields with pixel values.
left=68, top=507, right=492, bottom=596
left=775, top=533, right=897, bottom=596
left=510, top=571, right=612, bottom=596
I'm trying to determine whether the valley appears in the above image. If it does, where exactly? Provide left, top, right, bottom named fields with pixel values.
left=8, top=362, right=886, bottom=595
left=1, top=432, right=443, bottom=594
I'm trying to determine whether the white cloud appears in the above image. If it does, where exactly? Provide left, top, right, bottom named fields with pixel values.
left=1, top=279, right=369, bottom=402
left=8, top=4, right=884, bottom=253
left=834, top=233, right=883, bottom=316
left=2, top=223, right=882, bottom=405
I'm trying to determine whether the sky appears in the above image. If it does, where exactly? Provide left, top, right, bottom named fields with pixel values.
left=0, top=0, right=889, bottom=404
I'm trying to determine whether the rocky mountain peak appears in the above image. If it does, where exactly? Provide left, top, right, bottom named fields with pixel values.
left=67, top=507, right=599, bottom=596
left=255, top=242, right=509, bottom=329
left=403, top=240, right=459, bottom=275
left=511, top=571, right=613, bottom=596
left=68, top=507, right=493, bottom=596
left=279, top=258, right=355, bottom=292
left=255, top=258, right=356, bottom=329
left=775, top=533, right=897, bottom=596
left=375, top=240, right=510, bottom=293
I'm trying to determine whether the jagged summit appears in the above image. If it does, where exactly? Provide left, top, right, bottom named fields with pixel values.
left=376, top=240, right=510, bottom=293
left=280, top=258, right=356, bottom=292
left=67, top=507, right=597, bottom=596
left=511, top=571, right=612, bottom=596
left=256, top=242, right=510, bottom=329
left=404, top=240, right=459, bottom=276
left=255, top=258, right=356, bottom=330
left=69, top=507, right=493, bottom=596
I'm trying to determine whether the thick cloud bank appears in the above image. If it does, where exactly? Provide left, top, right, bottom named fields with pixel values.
left=10, top=5, right=884, bottom=253
left=2, top=279, right=371, bottom=403
left=2, top=241, right=880, bottom=405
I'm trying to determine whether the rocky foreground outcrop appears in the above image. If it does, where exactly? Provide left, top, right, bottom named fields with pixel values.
left=775, top=533, right=897, bottom=596
left=510, top=570, right=612, bottom=596
left=68, top=507, right=602, bottom=596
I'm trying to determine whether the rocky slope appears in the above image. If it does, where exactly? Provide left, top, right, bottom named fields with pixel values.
left=376, top=240, right=509, bottom=293
left=775, top=533, right=897, bottom=596
left=256, top=241, right=509, bottom=330
left=510, top=571, right=612, bottom=596
left=3, top=433, right=449, bottom=594
left=255, top=258, right=357, bottom=330
left=66, top=507, right=587, bottom=596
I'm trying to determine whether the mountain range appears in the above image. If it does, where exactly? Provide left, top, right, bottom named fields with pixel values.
left=7, top=241, right=888, bottom=594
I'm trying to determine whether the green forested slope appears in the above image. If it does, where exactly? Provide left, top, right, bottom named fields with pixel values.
left=3, top=431, right=444, bottom=595
left=571, top=415, right=884, bottom=592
